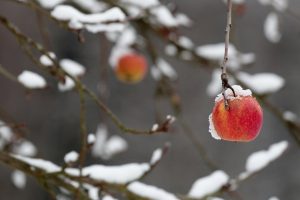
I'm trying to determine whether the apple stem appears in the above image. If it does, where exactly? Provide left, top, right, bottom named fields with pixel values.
left=220, top=0, right=235, bottom=110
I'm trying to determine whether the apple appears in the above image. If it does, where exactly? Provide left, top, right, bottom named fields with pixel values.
left=210, top=87, right=263, bottom=142
left=115, top=53, right=147, bottom=84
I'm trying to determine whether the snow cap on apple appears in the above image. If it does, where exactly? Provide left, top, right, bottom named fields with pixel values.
left=209, top=85, right=263, bottom=142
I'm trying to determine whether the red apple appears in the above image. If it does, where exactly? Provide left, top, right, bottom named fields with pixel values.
left=210, top=95, right=263, bottom=142
left=115, top=53, right=147, bottom=84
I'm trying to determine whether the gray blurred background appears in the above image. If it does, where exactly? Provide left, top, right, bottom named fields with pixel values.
left=0, top=0, right=300, bottom=199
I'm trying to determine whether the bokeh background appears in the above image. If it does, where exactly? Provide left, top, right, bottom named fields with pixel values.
left=1, top=0, right=300, bottom=199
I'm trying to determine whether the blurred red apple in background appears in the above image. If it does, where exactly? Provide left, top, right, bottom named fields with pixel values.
left=115, top=53, right=147, bottom=84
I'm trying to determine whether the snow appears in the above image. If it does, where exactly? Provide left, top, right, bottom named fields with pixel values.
left=102, top=195, right=118, bottom=200
left=109, top=47, right=133, bottom=68
left=64, top=151, right=79, bottom=163
left=85, top=23, right=126, bottom=33
left=13, top=155, right=61, bottom=173
left=180, top=50, right=193, bottom=60
left=60, top=59, right=86, bottom=77
left=174, top=13, right=192, bottom=27
left=150, top=6, right=178, bottom=27
left=73, top=0, right=107, bottom=13
left=283, top=111, right=298, bottom=122
left=208, top=114, right=221, bottom=140
left=87, top=134, right=96, bottom=144
left=11, top=170, right=26, bottom=189
left=166, top=115, right=176, bottom=124
left=91, top=124, right=128, bottom=160
left=127, top=181, right=179, bottom=200
left=196, top=43, right=255, bottom=70
left=155, top=58, right=178, bottom=80
left=51, top=6, right=126, bottom=33
left=237, top=72, right=285, bottom=94
left=18, top=70, right=47, bottom=89
left=151, top=67, right=162, bottom=80
left=12, top=140, right=37, bottom=157
left=269, top=197, right=280, bottom=200
left=165, top=44, right=177, bottom=56
left=150, top=148, right=163, bottom=165
left=58, top=77, right=75, bottom=92
left=223, top=0, right=245, bottom=4
left=272, top=0, right=288, bottom=12
left=245, top=141, right=288, bottom=174
left=37, top=0, right=65, bottom=9
left=0, top=121, right=13, bottom=149
left=121, top=0, right=159, bottom=9
left=85, top=184, right=99, bottom=200
left=207, top=69, right=222, bottom=97
left=214, top=85, right=252, bottom=103
left=66, top=163, right=150, bottom=184
left=109, top=27, right=137, bottom=67
left=264, top=12, right=281, bottom=43
left=258, top=0, right=288, bottom=12
left=178, top=36, right=194, bottom=49
left=40, top=52, right=56, bottom=66
left=151, top=124, right=159, bottom=132
left=103, top=136, right=128, bottom=160
left=188, top=170, right=229, bottom=199
left=52, top=6, right=125, bottom=24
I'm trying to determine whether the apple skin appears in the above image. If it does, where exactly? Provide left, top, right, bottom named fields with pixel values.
left=115, top=53, right=147, bottom=84
left=212, top=96, right=263, bottom=142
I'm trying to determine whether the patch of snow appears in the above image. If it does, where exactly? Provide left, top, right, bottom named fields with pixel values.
left=11, top=170, right=26, bottom=189
left=121, top=0, right=159, bottom=9
left=58, top=77, right=75, bottom=92
left=127, top=181, right=179, bottom=200
left=165, top=44, right=177, bottom=56
left=151, top=124, right=159, bottom=132
left=188, top=170, right=229, bottom=199
left=269, top=197, right=280, bottom=200
left=196, top=43, right=255, bottom=70
left=155, top=58, right=177, bottom=80
left=264, top=12, right=281, bottom=43
left=18, top=70, right=47, bottom=89
left=60, top=59, right=86, bottom=77
left=102, top=195, right=118, bottom=200
left=150, top=148, right=162, bottom=164
left=178, top=36, right=194, bottom=49
left=13, top=140, right=37, bottom=157
left=13, top=155, right=61, bottom=173
left=214, top=85, right=252, bottom=103
left=87, top=134, right=96, bottom=144
left=208, top=114, right=221, bottom=140
left=283, top=111, right=297, bottom=122
left=66, top=163, right=150, bottom=184
left=174, top=13, right=192, bottom=26
left=37, top=0, right=65, bottom=9
left=91, top=124, right=128, bottom=160
left=64, top=151, right=79, bottom=163
left=237, top=72, right=285, bottom=94
left=73, top=0, right=107, bottom=13
left=150, top=6, right=178, bottom=27
left=245, top=141, right=288, bottom=174
left=40, top=52, right=56, bottom=66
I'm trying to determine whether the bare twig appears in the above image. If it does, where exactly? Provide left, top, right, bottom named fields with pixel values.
left=221, top=0, right=236, bottom=109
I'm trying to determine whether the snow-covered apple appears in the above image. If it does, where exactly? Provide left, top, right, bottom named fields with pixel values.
left=209, top=85, right=263, bottom=142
